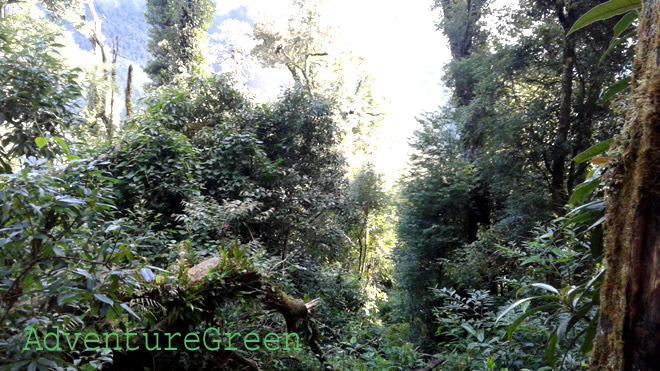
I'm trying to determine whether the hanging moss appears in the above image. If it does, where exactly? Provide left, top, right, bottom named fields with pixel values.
left=591, top=1, right=660, bottom=369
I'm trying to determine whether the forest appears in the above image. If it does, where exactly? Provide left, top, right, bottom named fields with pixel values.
left=0, top=0, right=659, bottom=370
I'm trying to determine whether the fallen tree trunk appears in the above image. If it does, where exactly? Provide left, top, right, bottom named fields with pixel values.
left=417, top=356, right=446, bottom=370
left=112, top=259, right=330, bottom=370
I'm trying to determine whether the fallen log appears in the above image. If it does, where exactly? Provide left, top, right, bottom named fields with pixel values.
left=417, top=356, right=446, bottom=371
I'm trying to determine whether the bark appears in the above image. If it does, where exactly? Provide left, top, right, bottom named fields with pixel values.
left=550, top=37, right=575, bottom=211
left=417, top=357, right=446, bottom=371
left=549, top=0, right=579, bottom=212
left=107, top=37, right=118, bottom=140
left=590, top=1, right=660, bottom=369
left=125, top=64, right=134, bottom=120
left=357, top=224, right=365, bottom=276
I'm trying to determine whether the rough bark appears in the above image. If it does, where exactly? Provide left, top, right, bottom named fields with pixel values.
left=590, top=1, right=660, bottom=369
left=550, top=38, right=575, bottom=211
left=125, top=64, right=134, bottom=120
left=417, top=357, right=446, bottom=371
left=549, top=0, right=579, bottom=212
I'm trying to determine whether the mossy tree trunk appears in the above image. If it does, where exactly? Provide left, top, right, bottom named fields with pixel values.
left=590, top=1, right=660, bottom=369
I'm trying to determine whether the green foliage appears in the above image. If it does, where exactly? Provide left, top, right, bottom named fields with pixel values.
left=348, top=163, right=388, bottom=275
left=136, top=74, right=246, bottom=135
left=144, top=0, right=216, bottom=86
left=497, top=156, right=610, bottom=368
left=568, top=0, right=641, bottom=35
left=0, top=157, right=145, bottom=369
left=601, top=76, right=632, bottom=101
left=103, top=124, right=200, bottom=227
left=431, top=287, right=549, bottom=370
left=0, top=16, right=82, bottom=171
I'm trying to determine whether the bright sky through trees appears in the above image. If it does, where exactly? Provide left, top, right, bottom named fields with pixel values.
left=215, top=0, right=450, bottom=179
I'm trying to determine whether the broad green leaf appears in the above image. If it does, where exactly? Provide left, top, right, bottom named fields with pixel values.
left=612, top=11, right=637, bottom=39
left=580, top=314, right=600, bottom=354
left=547, top=331, right=558, bottom=366
left=94, top=293, right=114, bottom=306
left=120, top=303, right=140, bottom=320
left=568, top=0, right=642, bottom=35
left=569, top=178, right=601, bottom=205
left=37, top=358, right=57, bottom=368
left=141, top=267, right=155, bottom=282
left=599, top=31, right=636, bottom=65
left=556, top=305, right=591, bottom=344
left=602, top=76, right=632, bottom=101
left=507, top=304, right=561, bottom=340
left=568, top=200, right=607, bottom=215
left=566, top=209, right=601, bottom=226
left=573, top=139, right=614, bottom=163
left=52, top=137, right=69, bottom=154
left=35, top=137, right=49, bottom=149
left=497, top=297, right=540, bottom=323
left=461, top=323, right=477, bottom=337
left=74, top=268, right=92, bottom=280
left=56, top=197, right=85, bottom=205
left=105, top=224, right=120, bottom=233
left=516, top=283, right=560, bottom=296
left=587, top=216, right=607, bottom=231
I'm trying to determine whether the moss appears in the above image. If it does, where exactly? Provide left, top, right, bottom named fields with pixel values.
left=590, top=1, right=660, bottom=369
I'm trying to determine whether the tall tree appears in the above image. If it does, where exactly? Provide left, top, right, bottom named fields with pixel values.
left=144, top=0, right=215, bottom=86
left=349, top=163, right=387, bottom=276
left=251, top=0, right=383, bottom=160
left=591, top=0, right=660, bottom=368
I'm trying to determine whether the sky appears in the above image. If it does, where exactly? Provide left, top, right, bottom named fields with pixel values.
left=214, top=0, right=451, bottom=180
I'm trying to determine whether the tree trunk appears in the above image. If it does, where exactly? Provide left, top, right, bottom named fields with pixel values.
left=125, top=64, right=134, bottom=120
left=590, top=1, right=660, bottom=369
left=550, top=0, right=578, bottom=212
left=363, top=211, right=369, bottom=276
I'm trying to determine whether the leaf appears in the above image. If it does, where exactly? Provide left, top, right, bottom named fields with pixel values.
left=461, top=323, right=477, bottom=337
left=573, top=139, right=614, bottom=163
left=601, top=76, right=632, bottom=101
left=105, top=224, right=120, bottom=233
left=56, top=197, right=85, bottom=205
left=591, top=157, right=610, bottom=165
left=73, top=268, right=92, bottom=280
left=558, top=306, right=592, bottom=344
left=94, top=293, right=114, bottom=306
left=35, top=137, right=49, bottom=149
left=612, top=10, right=637, bottom=39
left=568, top=178, right=601, bottom=205
left=497, top=297, right=539, bottom=323
left=120, top=303, right=140, bottom=320
left=507, top=304, right=561, bottom=340
left=568, top=200, right=607, bottom=215
left=599, top=31, right=636, bottom=66
left=141, top=268, right=155, bottom=282
left=37, top=358, right=58, bottom=368
left=568, top=0, right=641, bottom=35
left=587, top=216, right=607, bottom=231
left=52, top=137, right=69, bottom=154
left=580, top=314, right=600, bottom=354
left=547, top=331, right=558, bottom=366
left=516, top=283, right=560, bottom=296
